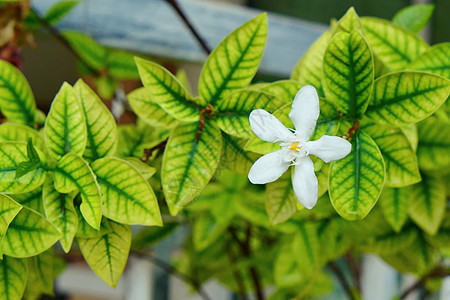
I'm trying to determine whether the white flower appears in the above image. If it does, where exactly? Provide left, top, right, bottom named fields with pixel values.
left=248, top=85, right=351, bottom=209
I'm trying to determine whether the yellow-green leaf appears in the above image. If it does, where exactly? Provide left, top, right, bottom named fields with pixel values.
left=417, top=116, right=450, bottom=172
left=54, top=153, right=102, bottom=230
left=392, top=4, right=434, bottom=34
left=1, top=207, right=60, bottom=258
left=379, top=187, right=410, bottom=232
left=135, top=57, right=200, bottom=122
left=408, top=174, right=446, bottom=235
left=361, top=17, right=429, bottom=71
left=333, top=7, right=363, bottom=35
left=124, top=157, right=156, bottom=180
left=329, top=131, right=385, bottom=220
left=127, top=87, right=177, bottom=128
left=73, top=80, right=117, bottom=161
left=10, top=187, right=44, bottom=215
left=0, top=142, right=47, bottom=194
left=44, top=82, right=87, bottom=160
left=106, top=50, right=141, bottom=80
left=0, top=60, right=36, bottom=126
left=162, top=120, right=222, bottom=215
left=257, top=80, right=303, bottom=103
left=198, top=13, right=267, bottom=105
left=0, top=123, right=46, bottom=154
left=220, top=132, right=257, bottom=176
left=293, top=223, right=320, bottom=276
left=359, top=227, right=417, bottom=255
left=0, top=256, right=28, bottom=300
left=265, top=173, right=297, bottom=225
left=43, top=178, right=78, bottom=253
left=27, top=249, right=55, bottom=296
left=407, top=43, right=450, bottom=80
left=91, top=157, right=162, bottom=226
left=78, top=221, right=131, bottom=288
left=366, top=72, right=450, bottom=127
left=323, top=30, right=373, bottom=118
left=62, top=31, right=107, bottom=71
left=0, top=194, right=22, bottom=243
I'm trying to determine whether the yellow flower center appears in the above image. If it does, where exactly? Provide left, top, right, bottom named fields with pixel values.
left=289, top=142, right=301, bottom=152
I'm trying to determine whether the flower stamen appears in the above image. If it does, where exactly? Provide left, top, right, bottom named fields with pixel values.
left=289, top=142, right=301, bottom=152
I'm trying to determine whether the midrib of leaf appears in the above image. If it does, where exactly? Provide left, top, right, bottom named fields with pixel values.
left=209, top=20, right=263, bottom=105
left=393, top=188, right=400, bottom=222
left=79, top=91, right=99, bottom=159
left=63, top=95, right=70, bottom=155
left=272, top=182, right=292, bottom=220
left=223, top=133, right=253, bottom=163
left=353, top=134, right=361, bottom=212
left=299, top=225, right=315, bottom=265
left=380, top=148, right=415, bottom=176
left=0, top=75, right=34, bottom=125
left=347, top=36, right=357, bottom=117
left=175, top=133, right=200, bottom=200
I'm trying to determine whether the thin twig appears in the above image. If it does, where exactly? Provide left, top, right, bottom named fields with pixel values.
left=165, top=0, right=211, bottom=54
left=141, top=139, right=168, bottom=162
left=31, top=9, right=101, bottom=76
left=345, top=252, right=361, bottom=292
left=225, top=241, right=249, bottom=300
left=133, top=250, right=212, bottom=300
left=328, top=261, right=357, bottom=300
left=400, top=267, right=450, bottom=300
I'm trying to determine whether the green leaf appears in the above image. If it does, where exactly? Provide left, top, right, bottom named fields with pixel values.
left=0, top=123, right=46, bottom=154
left=162, top=120, right=222, bottom=215
left=45, top=0, right=79, bottom=25
left=78, top=221, right=131, bottom=288
left=135, top=57, right=200, bottom=122
left=408, top=174, right=446, bottom=235
left=274, top=240, right=302, bottom=287
left=27, top=249, right=55, bottom=296
left=95, top=76, right=117, bottom=100
left=43, top=178, right=78, bottom=253
left=392, top=4, right=434, bottom=34
left=62, top=31, right=107, bottom=70
left=329, top=131, right=385, bottom=220
left=0, top=194, right=22, bottom=243
left=75, top=210, right=112, bottom=239
left=91, top=157, right=162, bottom=226
left=10, top=187, right=44, bottom=215
left=131, top=222, right=178, bottom=249
left=192, top=213, right=230, bottom=251
left=106, top=50, right=141, bottom=80
left=359, top=227, right=418, bottom=255
left=220, top=132, right=257, bottom=176
left=291, top=31, right=331, bottom=98
left=362, top=121, right=420, bottom=187
left=365, top=72, right=450, bottom=127
left=15, top=139, right=41, bottom=179
left=257, top=80, right=303, bottom=103
left=323, top=29, right=373, bottom=118
left=407, top=43, right=450, bottom=80
left=73, top=79, right=117, bottom=161
left=124, top=157, right=156, bottom=180
left=175, top=69, right=192, bottom=94
left=379, top=187, right=410, bottom=232
left=333, top=7, right=363, bottom=34
left=265, top=173, right=297, bottom=225
left=44, top=82, right=87, bottom=160
left=127, top=87, right=177, bottom=128
left=54, top=153, right=102, bottom=230
left=216, top=90, right=283, bottom=138
left=417, top=117, right=450, bottom=171
left=1, top=207, right=60, bottom=258
left=361, top=17, right=428, bottom=71
left=400, top=123, right=418, bottom=152
left=0, top=60, right=36, bottom=126
left=198, top=13, right=267, bottom=105
left=0, top=142, right=47, bottom=194
left=309, top=99, right=341, bottom=141
left=293, top=223, right=320, bottom=276
left=0, top=256, right=28, bottom=300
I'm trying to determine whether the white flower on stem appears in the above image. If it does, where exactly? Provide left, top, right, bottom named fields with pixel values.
left=248, top=85, right=351, bottom=209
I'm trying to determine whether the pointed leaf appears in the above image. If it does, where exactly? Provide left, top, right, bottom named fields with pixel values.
left=162, top=120, right=222, bottom=215
left=333, top=7, right=363, bottom=34
left=44, top=82, right=87, bottom=160
left=365, top=72, right=450, bottom=126
left=0, top=194, right=22, bottom=242
left=0, top=142, right=47, bottom=194
left=256, top=80, right=303, bottom=103
left=135, top=58, right=200, bottom=122
left=62, top=31, right=107, bottom=70
left=198, top=13, right=267, bottom=104
left=10, top=187, right=44, bottom=215
left=0, top=60, right=36, bottom=126
left=124, top=157, right=156, bottom=180
left=417, top=117, right=450, bottom=171
left=293, top=223, right=320, bottom=276
left=408, top=174, right=446, bottom=235
left=216, top=90, right=283, bottom=138
left=54, top=153, right=102, bottom=230
left=407, top=43, right=450, bottom=80
left=379, top=187, right=410, bottom=232
left=361, top=17, right=429, bottom=71
left=75, top=209, right=112, bottom=239
left=392, top=4, right=434, bottom=34
left=91, top=157, right=162, bottom=226
left=45, top=0, right=79, bottom=25
left=192, top=213, right=230, bottom=251
left=329, top=131, right=385, bottom=220
left=362, top=121, right=420, bottom=187
left=127, top=87, right=177, bottom=128
left=43, top=178, right=78, bottom=253
left=359, top=227, right=417, bottom=255
left=2, top=207, right=60, bottom=258
left=106, top=50, right=141, bottom=80
left=73, top=80, right=117, bottom=161
left=323, top=30, right=373, bottom=118
left=27, top=249, right=55, bottom=296
left=291, top=31, right=331, bottom=97
left=220, top=132, right=257, bottom=176
left=265, top=172, right=297, bottom=225
left=78, top=221, right=131, bottom=288
left=0, top=256, right=28, bottom=300
left=0, top=123, right=46, bottom=154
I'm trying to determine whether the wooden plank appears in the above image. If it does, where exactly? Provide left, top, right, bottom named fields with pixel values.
left=33, top=0, right=327, bottom=76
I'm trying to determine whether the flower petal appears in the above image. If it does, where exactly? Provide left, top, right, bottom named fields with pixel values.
left=306, top=135, right=352, bottom=163
left=248, top=150, right=290, bottom=184
left=249, top=109, right=294, bottom=143
left=292, top=156, right=318, bottom=209
left=289, top=85, right=320, bottom=142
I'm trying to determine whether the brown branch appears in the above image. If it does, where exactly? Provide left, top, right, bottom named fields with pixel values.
left=225, top=241, right=249, bottom=300
left=133, top=250, right=212, bottom=300
left=347, top=120, right=359, bottom=140
left=345, top=252, right=361, bottom=292
left=328, top=261, right=357, bottom=300
left=165, top=0, right=211, bottom=55
left=400, top=267, right=450, bottom=300
left=142, top=139, right=168, bottom=162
